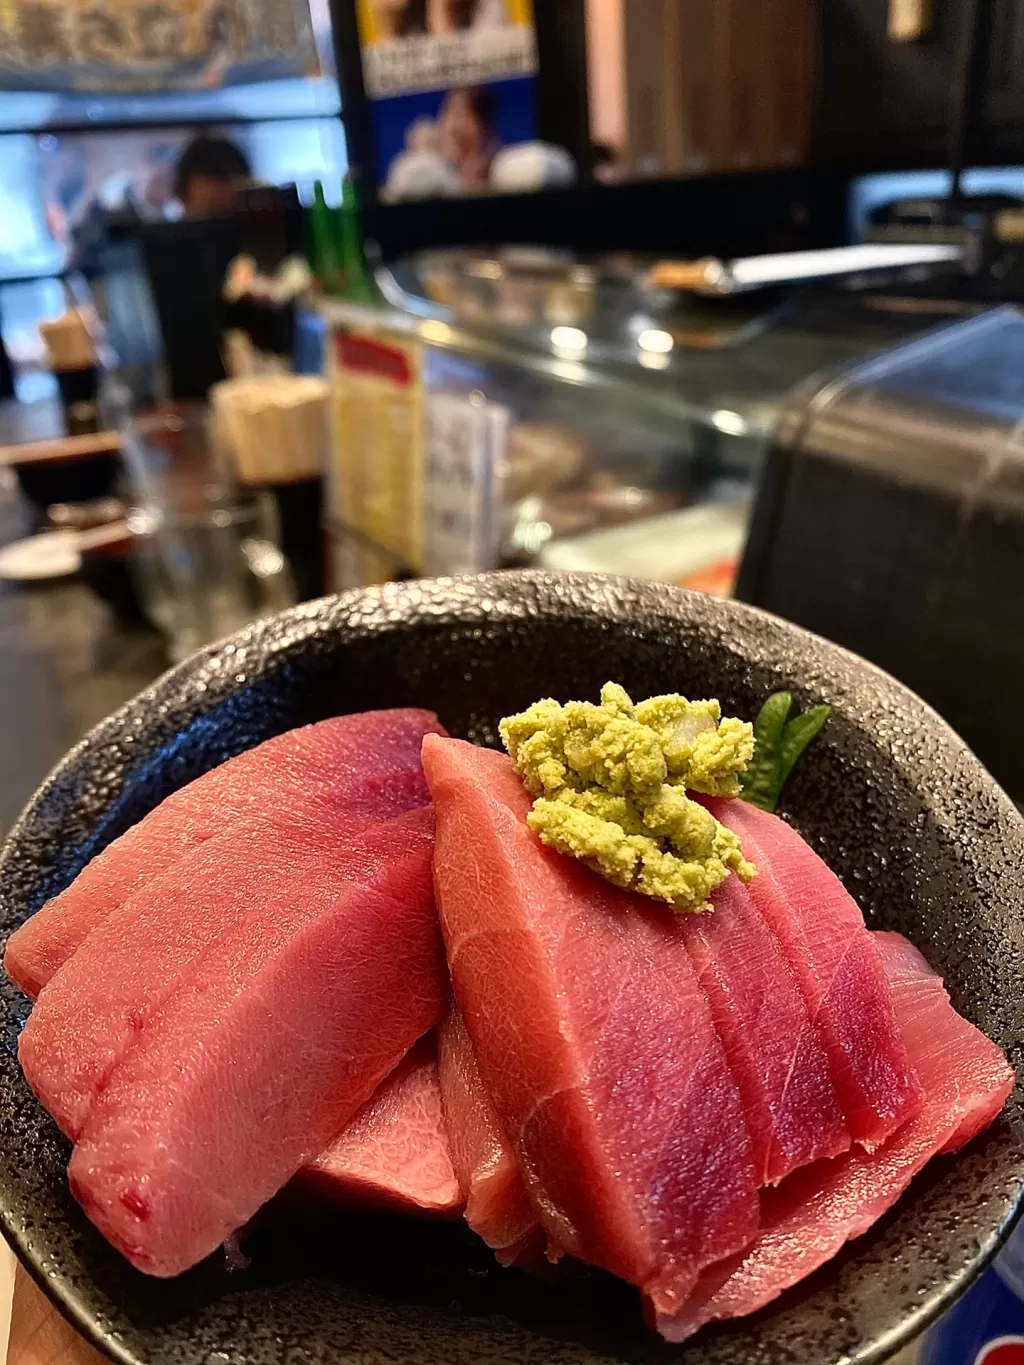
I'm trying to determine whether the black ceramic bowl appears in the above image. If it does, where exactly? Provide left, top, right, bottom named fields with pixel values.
left=1, top=572, right=1022, bottom=1365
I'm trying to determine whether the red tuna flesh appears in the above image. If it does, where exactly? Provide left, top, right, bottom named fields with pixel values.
left=423, top=736, right=759, bottom=1316
left=22, top=806, right=424, bottom=1141
left=680, top=873, right=850, bottom=1185
left=709, top=798, right=922, bottom=1150
left=67, top=805, right=446, bottom=1277
left=295, top=1034, right=462, bottom=1217
left=437, top=1003, right=538, bottom=1263
left=655, top=930, right=1014, bottom=1342
left=5, top=709, right=444, bottom=998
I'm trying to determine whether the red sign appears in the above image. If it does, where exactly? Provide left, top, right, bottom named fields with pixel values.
left=335, top=330, right=413, bottom=386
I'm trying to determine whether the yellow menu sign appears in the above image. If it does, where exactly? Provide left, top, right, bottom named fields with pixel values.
left=327, top=323, right=424, bottom=581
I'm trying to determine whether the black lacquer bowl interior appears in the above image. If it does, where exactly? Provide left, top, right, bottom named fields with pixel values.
left=1, top=571, right=1022, bottom=1365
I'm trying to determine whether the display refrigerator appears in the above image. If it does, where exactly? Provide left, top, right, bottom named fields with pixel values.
left=319, top=246, right=967, bottom=595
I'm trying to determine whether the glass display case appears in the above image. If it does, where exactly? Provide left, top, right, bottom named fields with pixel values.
left=738, top=303, right=1024, bottom=801
left=319, top=248, right=973, bottom=595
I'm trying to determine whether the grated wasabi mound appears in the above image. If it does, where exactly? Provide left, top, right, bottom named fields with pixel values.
left=499, top=683, right=756, bottom=913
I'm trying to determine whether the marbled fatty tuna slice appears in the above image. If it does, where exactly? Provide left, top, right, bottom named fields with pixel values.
left=655, top=931, right=1014, bottom=1342
left=423, top=736, right=759, bottom=1315
left=67, top=806, right=446, bottom=1278
left=437, top=1003, right=538, bottom=1262
left=295, top=1034, right=462, bottom=1217
left=5, top=709, right=444, bottom=998
left=681, top=873, right=850, bottom=1185
left=709, top=798, right=922, bottom=1150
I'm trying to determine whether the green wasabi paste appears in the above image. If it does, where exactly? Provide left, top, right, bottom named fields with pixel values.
left=499, top=683, right=756, bottom=913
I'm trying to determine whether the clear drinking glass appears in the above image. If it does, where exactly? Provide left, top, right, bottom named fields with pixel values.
left=117, top=404, right=294, bottom=662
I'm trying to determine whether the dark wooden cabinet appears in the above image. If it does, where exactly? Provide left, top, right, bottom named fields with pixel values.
left=817, top=0, right=1024, bottom=169
left=816, top=0, right=963, bottom=166
left=984, top=0, right=1024, bottom=153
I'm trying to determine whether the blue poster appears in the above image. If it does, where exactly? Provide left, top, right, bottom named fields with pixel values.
left=374, top=75, right=537, bottom=200
left=356, top=0, right=540, bottom=202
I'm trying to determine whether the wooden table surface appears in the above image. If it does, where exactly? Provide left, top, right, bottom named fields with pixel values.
left=1, top=1243, right=104, bottom=1365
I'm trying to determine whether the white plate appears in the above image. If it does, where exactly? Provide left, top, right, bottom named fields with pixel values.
left=0, top=532, right=81, bottom=581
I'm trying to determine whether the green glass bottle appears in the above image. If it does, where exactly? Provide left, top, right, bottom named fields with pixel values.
left=307, top=180, right=341, bottom=291
left=339, top=176, right=380, bottom=304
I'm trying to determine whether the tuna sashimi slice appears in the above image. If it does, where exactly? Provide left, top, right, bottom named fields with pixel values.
left=709, top=798, right=922, bottom=1150
left=437, top=1003, right=538, bottom=1263
left=5, top=709, right=444, bottom=998
left=655, top=931, right=1014, bottom=1342
left=423, top=736, right=759, bottom=1315
left=21, top=804, right=417, bottom=1141
left=294, top=1035, right=463, bottom=1218
left=67, top=805, right=446, bottom=1277
left=681, top=874, right=850, bottom=1185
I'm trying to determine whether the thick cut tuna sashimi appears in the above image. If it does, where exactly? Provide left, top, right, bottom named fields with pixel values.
left=67, top=806, right=446, bottom=1277
left=5, top=709, right=444, bottom=998
left=680, top=874, right=850, bottom=1185
left=437, top=1003, right=539, bottom=1263
left=655, top=930, right=1014, bottom=1342
left=294, top=1034, right=462, bottom=1217
left=423, top=736, right=759, bottom=1315
left=21, top=806, right=424, bottom=1141
left=708, top=798, right=922, bottom=1150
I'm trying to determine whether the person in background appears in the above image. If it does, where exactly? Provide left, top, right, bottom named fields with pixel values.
left=173, top=134, right=251, bottom=218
